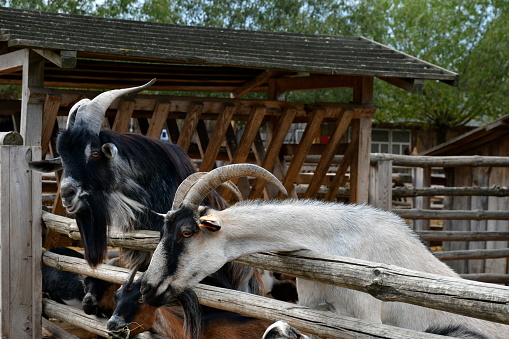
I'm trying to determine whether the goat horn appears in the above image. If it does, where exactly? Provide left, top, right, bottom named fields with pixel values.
left=126, top=267, right=139, bottom=289
left=181, top=164, right=287, bottom=212
left=172, top=172, right=244, bottom=210
left=73, top=78, right=156, bottom=134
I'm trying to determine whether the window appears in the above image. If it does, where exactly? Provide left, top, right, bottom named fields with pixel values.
left=371, top=129, right=411, bottom=155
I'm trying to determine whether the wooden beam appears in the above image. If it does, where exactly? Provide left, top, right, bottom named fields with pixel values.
left=0, top=49, right=25, bottom=75
left=33, top=49, right=77, bottom=68
left=21, top=49, right=45, bottom=146
left=250, top=107, right=297, bottom=198
left=305, top=109, right=353, bottom=198
left=146, top=101, right=171, bottom=139
left=378, top=77, right=425, bottom=94
left=112, top=99, right=134, bottom=132
left=279, top=107, right=325, bottom=198
left=200, top=103, right=236, bottom=171
left=230, top=70, right=282, bottom=98
left=222, top=105, right=266, bottom=201
left=41, top=95, right=61, bottom=157
left=176, top=102, right=203, bottom=151
left=275, top=75, right=356, bottom=92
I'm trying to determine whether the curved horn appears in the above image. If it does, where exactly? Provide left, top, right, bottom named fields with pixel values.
left=172, top=172, right=207, bottom=211
left=181, top=164, right=287, bottom=212
left=172, top=172, right=244, bottom=211
left=66, top=98, right=90, bottom=130
left=125, top=267, right=139, bottom=290
left=74, top=79, right=156, bottom=134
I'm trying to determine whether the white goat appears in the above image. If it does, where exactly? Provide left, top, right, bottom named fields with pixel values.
left=141, top=164, right=509, bottom=338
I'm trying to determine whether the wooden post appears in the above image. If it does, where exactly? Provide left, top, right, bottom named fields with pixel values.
left=369, top=159, right=393, bottom=210
left=21, top=49, right=45, bottom=146
left=412, top=167, right=431, bottom=230
left=349, top=118, right=372, bottom=204
left=0, top=142, right=42, bottom=338
left=351, top=77, right=374, bottom=204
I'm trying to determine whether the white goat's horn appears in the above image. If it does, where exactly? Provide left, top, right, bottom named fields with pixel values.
left=172, top=172, right=244, bottom=210
left=73, top=78, right=156, bottom=133
left=181, top=164, right=287, bottom=212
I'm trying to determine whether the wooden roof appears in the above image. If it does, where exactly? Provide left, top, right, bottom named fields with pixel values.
left=0, top=6, right=458, bottom=92
left=421, top=115, right=509, bottom=156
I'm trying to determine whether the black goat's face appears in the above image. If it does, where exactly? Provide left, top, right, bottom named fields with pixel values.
left=108, top=279, right=156, bottom=339
left=57, top=125, right=116, bottom=215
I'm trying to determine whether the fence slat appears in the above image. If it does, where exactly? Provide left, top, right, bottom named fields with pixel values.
left=42, top=251, right=444, bottom=339
left=41, top=213, right=509, bottom=325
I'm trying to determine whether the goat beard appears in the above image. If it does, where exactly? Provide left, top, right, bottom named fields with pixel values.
left=75, top=193, right=110, bottom=267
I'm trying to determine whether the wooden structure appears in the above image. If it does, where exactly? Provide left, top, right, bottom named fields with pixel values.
left=0, top=6, right=458, bottom=338
left=422, top=114, right=509, bottom=275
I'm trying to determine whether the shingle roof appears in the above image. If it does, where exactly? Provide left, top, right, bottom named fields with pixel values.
left=0, top=6, right=458, bottom=86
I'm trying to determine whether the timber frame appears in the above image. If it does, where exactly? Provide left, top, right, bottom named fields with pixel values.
left=0, top=7, right=458, bottom=337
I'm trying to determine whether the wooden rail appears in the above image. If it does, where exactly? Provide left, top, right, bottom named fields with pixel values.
left=42, top=213, right=509, bottom=326
left=42, top=251, right=445, bottom=339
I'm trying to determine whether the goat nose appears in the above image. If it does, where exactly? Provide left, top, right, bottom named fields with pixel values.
left=61, top=185, right=77, bottom=202
left=107, top=314, right=126, bottom=332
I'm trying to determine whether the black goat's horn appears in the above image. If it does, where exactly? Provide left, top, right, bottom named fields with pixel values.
left=181, top=164, right=287, bottom=212
left=72, top=79, right=156, bottom=134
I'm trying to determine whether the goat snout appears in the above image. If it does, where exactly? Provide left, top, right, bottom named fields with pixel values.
left=107, top=314, right=128, bottom=337
left=82, top=293, right=98, bottom=315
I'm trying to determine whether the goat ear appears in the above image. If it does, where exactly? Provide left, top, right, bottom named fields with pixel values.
left=199, top=214, right=222, bottom=232
left=102, top=143, right=118, bottom=159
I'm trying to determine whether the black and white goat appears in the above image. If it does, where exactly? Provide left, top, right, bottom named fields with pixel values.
left=42, top=247, right=87, bottom=309
left=141, top=163, right=509, bottom=339
left=108, top=270, right=271, bottom=339
left=29, top=80, right=261, bottom=296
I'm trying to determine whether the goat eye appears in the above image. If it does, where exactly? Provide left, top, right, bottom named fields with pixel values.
left=138, top=298, right=143, bottom=304
left=90, top=151, right=101, bottom=158
left=182, top=231, right=193, bottom=238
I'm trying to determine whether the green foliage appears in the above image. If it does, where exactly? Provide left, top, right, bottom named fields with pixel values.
left=1, top=0, right=507, bottom=133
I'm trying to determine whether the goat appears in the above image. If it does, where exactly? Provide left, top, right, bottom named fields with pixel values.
left=108, top=270, right=271, bottom=339
left=28, top=80, right=261, bottom=297
left=140, top=163, right=509, bottom=339
left=42, top=247, right=87, bottom=309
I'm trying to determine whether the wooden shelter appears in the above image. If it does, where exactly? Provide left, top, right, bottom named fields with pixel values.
left=422, top=114, right=509, bottom=275
left=0, top=7, right=458, bottom=337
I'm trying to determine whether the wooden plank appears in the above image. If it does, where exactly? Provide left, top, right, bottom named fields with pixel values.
left=305, top=109, right=352, bottom=198
left=231, top=70, right=282, bottom=98
left=224, top=123, right=238, bottom=161
left=21, top=49, right=45, bottom=146
left=111, top=99, right=134, bottom=132
left=279, top=108, right=325, bottom=198
left=412, top=167, right=431, bottom=231
left=41, top=95, right=61, bottom=157
left=222, top=105, right=266, bottom=200
left=232, top=105, right=266, bottom=164
left=165, top=119, right=180, bottom=143
left=0, top=48, right=25, bottom=75
left=349, top=118, right=372, bottom=204
left=146, top=101, right=171, bottom=139
left=195, top=120, right=209, bottom=160
left=275, top=74, right=356, bottom=92
left=368, top=159, right=392, bottom=210
left=250, top=107, right=297, bottom=198
left=199, top=103, right=236, bottom=171
left=325, top=132, right=358, bottom=201
left=0, top=146, right=42, bottom=338
left=33, top=49, right=77, bottom=68
left=176, top=102, right=203, bottom=151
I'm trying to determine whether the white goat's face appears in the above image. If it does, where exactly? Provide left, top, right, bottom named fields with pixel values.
left=141, top=207, right=227, bottom=306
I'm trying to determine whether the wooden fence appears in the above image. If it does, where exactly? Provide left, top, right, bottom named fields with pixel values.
left=40, top=211, right=509, bottom=339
